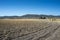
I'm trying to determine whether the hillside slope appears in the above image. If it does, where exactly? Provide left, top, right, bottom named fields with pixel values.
left=0, top=14, right=60, bottom=19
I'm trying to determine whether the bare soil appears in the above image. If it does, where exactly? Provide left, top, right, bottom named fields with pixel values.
left=0, top=19, right=60, bottom=40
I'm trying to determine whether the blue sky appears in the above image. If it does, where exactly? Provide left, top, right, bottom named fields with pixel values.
left=0, top=0, right=60, bottom=16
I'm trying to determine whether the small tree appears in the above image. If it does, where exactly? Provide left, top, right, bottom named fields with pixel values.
left=40, top=16, right=46, bottom=19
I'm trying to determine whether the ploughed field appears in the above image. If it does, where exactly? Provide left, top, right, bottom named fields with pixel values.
left=0, top=19, right=60, bottom=40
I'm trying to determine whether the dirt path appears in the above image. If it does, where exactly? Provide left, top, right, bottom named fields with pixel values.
left=11, top=22, right=60, bottom=40
left=0, top=21, right=60, bottom=40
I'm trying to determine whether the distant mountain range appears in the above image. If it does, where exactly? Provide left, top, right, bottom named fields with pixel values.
left=0, top=14, right=60, bottom=19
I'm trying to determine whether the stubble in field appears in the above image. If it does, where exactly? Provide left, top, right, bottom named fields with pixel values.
left=0, top=19, right=60, bottom=40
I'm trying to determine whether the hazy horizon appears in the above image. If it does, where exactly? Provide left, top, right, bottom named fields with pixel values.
left=0, top=0, right=60, bottom=16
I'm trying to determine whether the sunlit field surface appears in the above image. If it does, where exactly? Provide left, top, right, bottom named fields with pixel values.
left=0, top=19, right=60, bottom=40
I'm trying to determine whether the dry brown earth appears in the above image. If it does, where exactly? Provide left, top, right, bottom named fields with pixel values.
left=0, top=19, right=60, bottom=40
